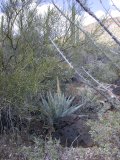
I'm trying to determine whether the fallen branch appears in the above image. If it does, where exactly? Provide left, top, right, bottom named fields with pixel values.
left=52, top=1, right=120, bottom=71
left=49, top=37, right=120, bottom=109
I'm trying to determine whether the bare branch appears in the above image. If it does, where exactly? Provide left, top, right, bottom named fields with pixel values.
left=76, top=0, right=120, bottom=46
left=52, top=1, right=120, bottom=71
left=111, top=0, right=120, bottom=13
left=100, top=0, right=120, bottom=28
left=49, top=36, right=120, bottom=109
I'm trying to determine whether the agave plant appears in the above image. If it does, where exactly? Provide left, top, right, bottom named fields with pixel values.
left=40, top=92, right=85, bottom=125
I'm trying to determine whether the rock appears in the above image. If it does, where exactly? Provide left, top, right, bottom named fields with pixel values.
left=114, top=79, right=120, bottom=86
left=28, top=119, right=48, bottom=136
left=52, top=114, right=94, bottom=147
left=112, top=87, right=120, bottom=96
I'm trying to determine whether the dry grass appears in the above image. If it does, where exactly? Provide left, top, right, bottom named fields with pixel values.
left=0, top=109, right=120, bottom=160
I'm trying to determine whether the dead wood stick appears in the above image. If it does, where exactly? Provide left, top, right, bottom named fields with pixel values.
left=49, top=37, right=120, bottom=109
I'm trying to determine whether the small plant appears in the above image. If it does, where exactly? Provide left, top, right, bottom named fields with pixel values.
left=39, top=78, right=85, bottom=126
left=40, top=92, right=84, bottom=125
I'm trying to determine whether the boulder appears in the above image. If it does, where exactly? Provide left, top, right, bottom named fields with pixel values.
left=52, top=114, right=94, bottom=147
left=28, top=119, right=44, bottom=135
left=112, top=86, right=120, bottom=96
left=114, top=79, right=120, bottom=86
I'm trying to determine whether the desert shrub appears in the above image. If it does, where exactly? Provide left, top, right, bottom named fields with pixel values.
left=87, top=62, right=118, bottom=83
left=0, top=55, right=73, bottom=107
left=0, top=51, right=73, bottom=134
left=0, top=0, right=74, bottom=112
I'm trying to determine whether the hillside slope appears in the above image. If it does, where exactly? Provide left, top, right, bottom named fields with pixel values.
left=84, top=17, right=120, bottom=45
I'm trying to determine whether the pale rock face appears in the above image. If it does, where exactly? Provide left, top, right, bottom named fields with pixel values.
left=84, top=17, right=120, bottom=45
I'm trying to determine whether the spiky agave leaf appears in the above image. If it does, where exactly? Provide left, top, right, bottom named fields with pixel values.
left=61, top=102, right=86, bottom=117
left=40, top=92, right=85, bottom=125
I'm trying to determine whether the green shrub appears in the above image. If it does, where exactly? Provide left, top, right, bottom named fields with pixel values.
left=0, top=56, right=73, bottom=109
left=87, top=62, right=118, bottom=83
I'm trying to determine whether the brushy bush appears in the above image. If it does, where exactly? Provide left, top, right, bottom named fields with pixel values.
left=0, top=53, right=73, bottom=133
left=0, top=56, right=73, bottom=108
left=0, top=0, right=74, bottom=112
left=87, top=62, right=118, bottom=83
